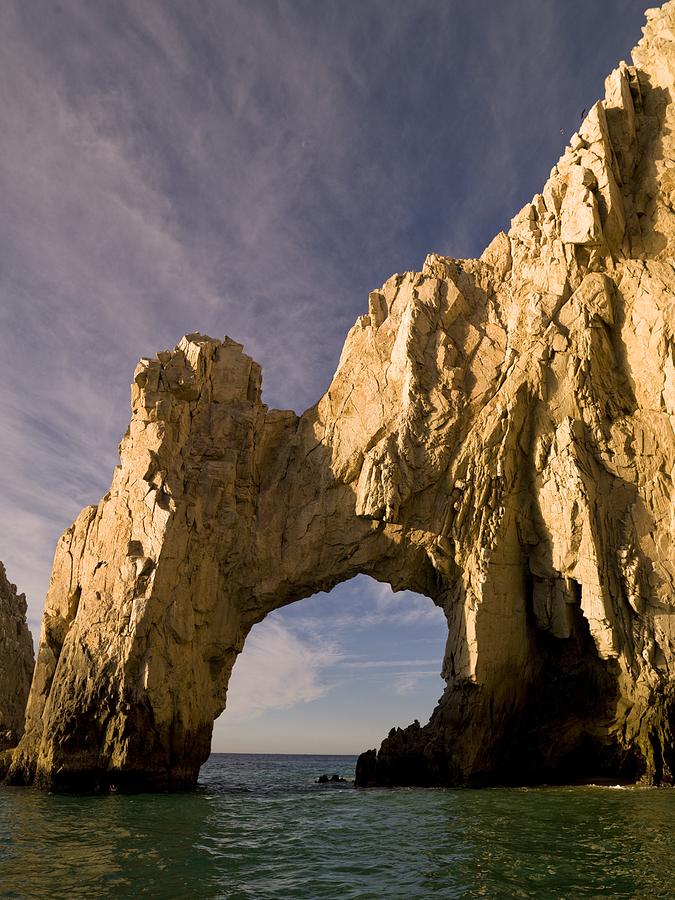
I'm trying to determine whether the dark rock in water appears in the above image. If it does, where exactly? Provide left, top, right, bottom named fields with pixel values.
left=317, top=773, right=347, bottom=784
left=355, top=750, right=378, bottom=788
left=0, top=748, right=13, bottom=781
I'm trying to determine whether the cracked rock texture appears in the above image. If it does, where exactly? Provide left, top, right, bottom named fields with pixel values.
left=0, top=562, right=34, bottom=751
left=9, top=2, right=675, bottom=790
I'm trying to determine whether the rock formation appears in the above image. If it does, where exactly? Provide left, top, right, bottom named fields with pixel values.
left=0, top=562, right=35, bottom=751
left=8, top=3, right=675, bottom=791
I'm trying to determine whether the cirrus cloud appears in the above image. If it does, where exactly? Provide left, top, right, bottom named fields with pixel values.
left=217, top=616, right=342, bottom=724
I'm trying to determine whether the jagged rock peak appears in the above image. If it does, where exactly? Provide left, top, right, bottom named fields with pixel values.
left=0, top=562, right=34, bottom=751
left=8, top=2, right=675, bottom=791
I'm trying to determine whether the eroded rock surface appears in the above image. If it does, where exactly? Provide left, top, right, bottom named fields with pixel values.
left=9, top=2, right=675, bottom=790
left=0, top=562, right=34, bottom=751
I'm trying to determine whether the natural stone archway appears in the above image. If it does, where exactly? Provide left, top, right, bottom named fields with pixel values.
left=10, top=327, right=448, bottom=791
left=8, top=2, right=675, bottom=791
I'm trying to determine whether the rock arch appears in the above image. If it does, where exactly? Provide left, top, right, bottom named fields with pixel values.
left=8, top=4, right=675, bottom=790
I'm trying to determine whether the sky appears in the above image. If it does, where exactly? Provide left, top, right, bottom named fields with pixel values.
left=0, top=0, right=651, bottom=754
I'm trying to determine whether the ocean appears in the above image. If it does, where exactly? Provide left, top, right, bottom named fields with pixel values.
left=0, top=753, right=674, bottom=898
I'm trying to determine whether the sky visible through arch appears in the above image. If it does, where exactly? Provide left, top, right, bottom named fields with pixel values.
left=0, top=0, right=651, bottom=752
left=214, top=576, right=447, bottom=754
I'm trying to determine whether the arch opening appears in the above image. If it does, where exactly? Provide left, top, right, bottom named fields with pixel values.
left=211, top=575, right=447, bottom=760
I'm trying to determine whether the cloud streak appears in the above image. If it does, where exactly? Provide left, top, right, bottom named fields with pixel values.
left=217, top=617, right=341, bottom=724
left=338, top=659, right=440, bottom=669
left=292, top=579, right=447, bottom=636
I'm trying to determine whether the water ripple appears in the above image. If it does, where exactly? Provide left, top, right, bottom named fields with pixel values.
left=0, top=756, right=674, bottom=898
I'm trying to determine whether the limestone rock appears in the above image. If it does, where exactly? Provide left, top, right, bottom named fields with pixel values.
left=9, top=2, right=675, bottom=790
left=0, top=562, right=34, bottom=750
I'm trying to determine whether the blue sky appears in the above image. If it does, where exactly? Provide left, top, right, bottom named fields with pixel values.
left=0, top=0, right=650, bottom=753
left=215, top=576, right=447, bottom=754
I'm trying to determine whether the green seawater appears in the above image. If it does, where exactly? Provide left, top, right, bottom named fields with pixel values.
left=0, top=753, right=674, bottom=898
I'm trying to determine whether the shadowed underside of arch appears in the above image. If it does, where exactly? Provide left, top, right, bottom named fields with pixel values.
left=7, top=3, right=675, bottom=791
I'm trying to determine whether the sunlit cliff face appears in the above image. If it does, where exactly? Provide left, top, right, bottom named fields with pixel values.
left=7, top=2, right=675, bottom=792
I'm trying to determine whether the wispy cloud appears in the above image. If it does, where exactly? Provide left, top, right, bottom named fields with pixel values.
left=395, top=675, right=424, bottom=697
left=338, top=658, right=439, bottom=670
left=293, top=580, right=446, bottom=635
left=217, top=617, right=341, bottom=723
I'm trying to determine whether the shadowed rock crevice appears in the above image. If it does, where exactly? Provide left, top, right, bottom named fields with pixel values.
left=355, top=587, right=632, bottom=788
left=7, top=2, right=675, bottom=791
left=0, top=562, right=35, bottom=776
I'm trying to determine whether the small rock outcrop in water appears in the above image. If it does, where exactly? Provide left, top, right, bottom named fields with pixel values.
left=0, top=562, right=35, bottom=751
left=8, top=3, right=675, bottom=791
left=317, top=774, right=348, bottom=784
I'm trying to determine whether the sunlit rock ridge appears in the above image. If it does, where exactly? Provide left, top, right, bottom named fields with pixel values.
left=8, top=2, right=675, bottom=790
left=0, top=562, right=34, bottom=755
